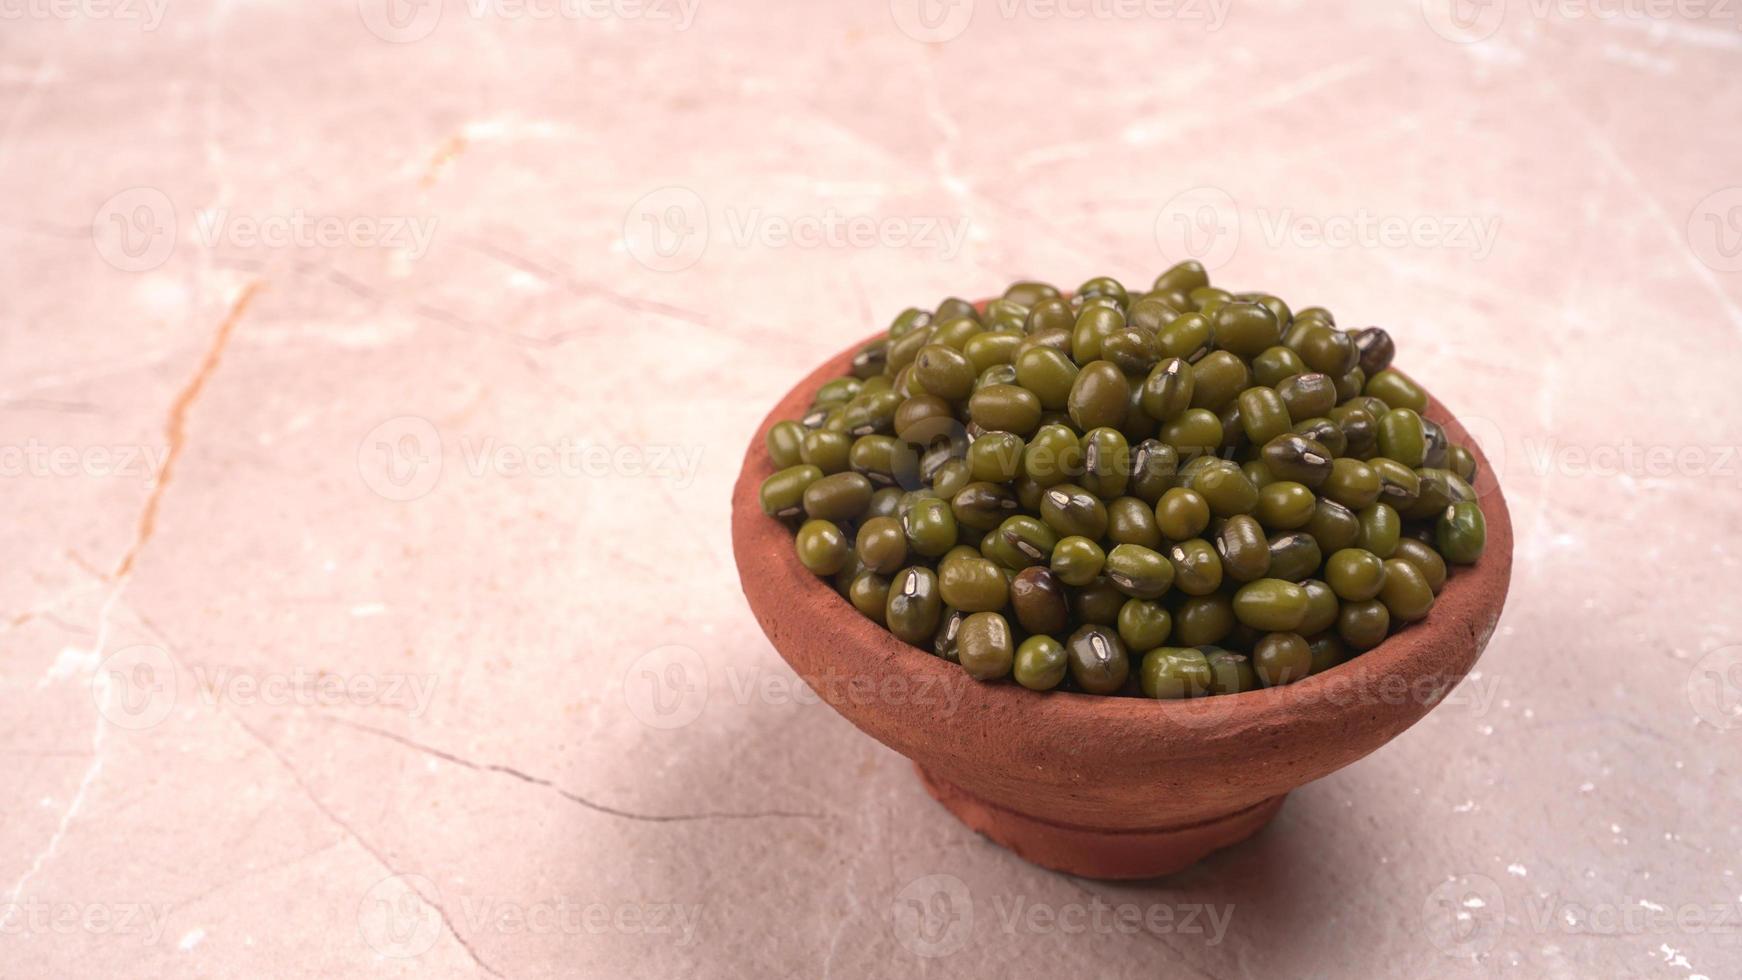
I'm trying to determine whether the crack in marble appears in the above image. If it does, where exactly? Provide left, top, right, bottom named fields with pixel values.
left=1553, top=86, right=1742, bottom=338
left=817, top=859, right=862, bottom=980
left=4, top=576, right=106, bottom=637
left=5, top=280, right=266, bottom=924
left=167, top=837, right=347, bottom=918
left=113, top=280, right=264, bottom=581
left=0, top=349, right=186, bottom=404
left=421, top=134, right=470, bottom=189
left=0, top=585, right=124, bottom=929
left=122, top=613, right=509, bottom=970
left=230, top=713, right=505, bottom=978
left=332, top=717, right=829, bottom=825
left=460, top=237, right=711, bottom=333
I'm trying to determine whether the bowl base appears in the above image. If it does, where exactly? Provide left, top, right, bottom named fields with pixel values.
left=915, top=764, right=1286, bottom=879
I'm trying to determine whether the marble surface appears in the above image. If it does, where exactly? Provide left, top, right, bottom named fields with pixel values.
left=4, top=1, right=1741, bottom=977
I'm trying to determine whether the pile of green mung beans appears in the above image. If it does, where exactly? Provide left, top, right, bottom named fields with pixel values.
left=759, top=263, right=1487, bottom=698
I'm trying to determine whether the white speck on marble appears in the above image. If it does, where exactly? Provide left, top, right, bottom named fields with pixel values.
left=36, top=644, right=98, bottom=688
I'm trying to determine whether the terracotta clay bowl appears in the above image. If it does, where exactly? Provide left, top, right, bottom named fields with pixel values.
left=732, top=331, right=1513, bottom=879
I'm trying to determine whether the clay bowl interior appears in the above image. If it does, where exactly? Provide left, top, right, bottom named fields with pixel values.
left=733, top=330, right=1513, bottom=879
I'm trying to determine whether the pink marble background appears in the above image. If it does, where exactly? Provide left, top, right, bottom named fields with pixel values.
left=3, top=1, right=1741, bottom=976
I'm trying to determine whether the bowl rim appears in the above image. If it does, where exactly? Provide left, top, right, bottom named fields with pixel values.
left=732, top=328, right=1514, bottom=746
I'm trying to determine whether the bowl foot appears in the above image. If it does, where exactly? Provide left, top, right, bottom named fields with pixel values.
left=915, top=764, right=1286, bottom=879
